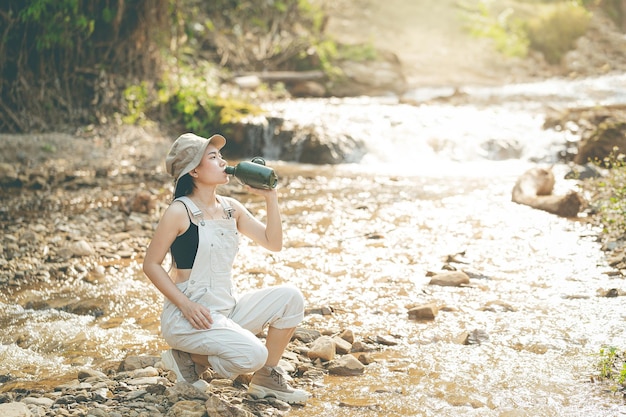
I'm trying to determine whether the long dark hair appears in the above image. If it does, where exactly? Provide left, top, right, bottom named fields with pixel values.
left=174, top=174, right=195, bottom=198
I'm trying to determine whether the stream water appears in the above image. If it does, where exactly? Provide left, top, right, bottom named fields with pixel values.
left=1, top=73, right=626, bottom=416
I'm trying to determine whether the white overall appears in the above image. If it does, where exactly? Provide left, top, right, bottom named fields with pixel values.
left=160, top=196, right=305, bottom=379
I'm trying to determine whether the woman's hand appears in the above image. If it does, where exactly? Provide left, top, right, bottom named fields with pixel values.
left=244, top=184, right=277, bottom=198
left=180, top=299, right=214, bottom=330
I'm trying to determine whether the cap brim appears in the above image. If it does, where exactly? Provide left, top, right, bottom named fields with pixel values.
left=208, top=134, right=226, bottom=150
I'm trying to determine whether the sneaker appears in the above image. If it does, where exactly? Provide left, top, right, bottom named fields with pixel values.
left=161, top=349, right=209, bottom=390
left=248, top=365, right=311, bottom=404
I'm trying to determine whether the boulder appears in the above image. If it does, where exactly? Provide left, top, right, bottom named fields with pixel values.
left=512, top=167, right=584, bottom=217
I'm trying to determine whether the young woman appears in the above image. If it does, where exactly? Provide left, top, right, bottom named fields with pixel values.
left=143, top=133, right=310, bottom=403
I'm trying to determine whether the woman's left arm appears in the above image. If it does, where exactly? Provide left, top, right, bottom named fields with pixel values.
left=229, top=187, right=282, bottom=251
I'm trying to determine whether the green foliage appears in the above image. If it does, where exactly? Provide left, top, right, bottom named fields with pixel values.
left=596, top=346, right=626, bottom=392
left=17, top=0, right=95, bottom=50
left=590, top=149, right=626, bottom=237
left=525, top=2, right=591, bottom=64
left=40, top=143, right=57, bottom=153
left=122, top=82, right=151, bottom=125
left=122, top=61, right=263, bottom=137
left=167, top=87, right=262, bottom=137
left=337, top=43, right=378, bottom=62
left=462, top=1, right=592, bottom=63
left=1, top=0, right=169, bottom=132
left=462, top=2, right=530, bottom=57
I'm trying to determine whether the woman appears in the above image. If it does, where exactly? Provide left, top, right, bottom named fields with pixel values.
left=143, top=132, right=310, bottom=404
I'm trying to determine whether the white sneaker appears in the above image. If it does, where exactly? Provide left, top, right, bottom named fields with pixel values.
left=248, top=366, right=311, bottom=404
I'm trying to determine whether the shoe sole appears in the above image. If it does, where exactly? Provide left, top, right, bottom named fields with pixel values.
left=248, top=383, right=310, bottom=404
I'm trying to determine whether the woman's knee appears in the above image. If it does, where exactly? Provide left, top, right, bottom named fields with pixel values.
left=282, top=285, right=305, bottom=311
left=225, top=343, right=268, bottom=375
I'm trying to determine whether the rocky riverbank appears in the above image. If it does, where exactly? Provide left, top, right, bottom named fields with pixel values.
left=0, top=325, right=387, bottom=417
left=0, top=125, right=390, bottom=417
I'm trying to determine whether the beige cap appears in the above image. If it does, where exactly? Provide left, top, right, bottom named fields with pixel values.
left=165, top=133, right=226, bottom=181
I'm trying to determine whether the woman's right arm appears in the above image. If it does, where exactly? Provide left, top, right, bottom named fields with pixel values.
left=143, top=202, right=213, bottom=329
left=143, top=202, right=190, bottom=306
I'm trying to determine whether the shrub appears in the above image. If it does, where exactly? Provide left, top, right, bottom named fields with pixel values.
left=525, top=2, right=591, bottom=64
left=462, top=2, right=530, bottom=58
left=596, top=346, right=626, bottom=393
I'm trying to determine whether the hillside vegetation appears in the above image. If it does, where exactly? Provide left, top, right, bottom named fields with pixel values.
left=0, top=0, right=624, bottom=134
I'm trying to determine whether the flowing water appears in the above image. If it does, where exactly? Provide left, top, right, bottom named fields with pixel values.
left=2, top=73, right=626, bottom=416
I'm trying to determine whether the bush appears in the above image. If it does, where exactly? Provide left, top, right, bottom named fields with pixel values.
left=596, top=346, right=626, bottom=394
left=129, top=61, right=263, bottom=139
left=586, top=149, right=626, bottom=238
left=462, top=2, right=530, bottom=58
left=462, top=1, right=594, bottom=64
left=525, top=2, right=591, bottom=64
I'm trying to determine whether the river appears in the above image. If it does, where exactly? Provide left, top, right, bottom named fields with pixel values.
left=1, top=73, right=626, bottom=416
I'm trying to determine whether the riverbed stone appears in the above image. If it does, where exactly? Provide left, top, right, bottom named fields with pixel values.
left=332, top=336, right=352, bottom=354
left=0, top=402, right=32, bottom=417
left=339, top=329, right=355, bottom=344
left=376, top=334, right=398, bottom=346
left=119, top=355, right=160, bottom=371
left=428, top=271, right=470, bottom=287
left=21, top=396, right=54, bottom=407
left=407, top=303, right=438, bottom=321
left=78, top=369, right=108, bottom=381
left=455, top=329, right=490, bottom=345
left=68, top=240, right=95, bottom=257
left=308, top=336, right=336, bottom=361
left=205, top=392, right=254, bottom=417
left=294, top=328, right=321, bottom=343
left=327, top=355, right=365, bottom=376
left=167, top=400, right=206, bottom=417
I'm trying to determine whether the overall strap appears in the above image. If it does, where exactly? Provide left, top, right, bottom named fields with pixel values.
left=174, top=196, right=203, bottom=222
left=216, top=195, right=234, bottom=219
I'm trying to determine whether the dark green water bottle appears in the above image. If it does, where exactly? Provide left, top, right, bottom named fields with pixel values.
left=225, top=157, right=279, bottom=189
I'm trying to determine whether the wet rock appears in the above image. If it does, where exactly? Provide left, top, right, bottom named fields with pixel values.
left=455, top=329, right=490, bottom=345
left=22, top=396, right=54, bottom=407
left=480, top=300, right=516, bottom=312
left=338, top=329, right=355, bottom=344
left=564, top=163, right=604, bottom=180
left=205, top=392, right=254, bottom=417
left=0, top=402, right=31, bottom=417
left=308, top=336, right=336, bottom=361
left=294, top=328, right=321, bottom=343
left=119, top=355, right=160, bottom=371
left=62, top=299, right=105, bottom=317
left=167, top=400, right=206, bottom=416
left=327, top=355, right=365, bottom=376
left=428, top=271, right=470, bottom=287
left=84, top=265, right=106, bottom=284
left=332, top=336, right=352, bottom=354
left=375, top=335, right=399, bottom=346
left=356, top=353, right=375, bottom=365
left=351, top=340, right=376, bottom=352
left=480, top=138, right=523, bottom=160
left=67, top=240, right=95, bottom=257
left=77, top=369, right=107, bottom=381
left=407, top=303, right=438, bottom=321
